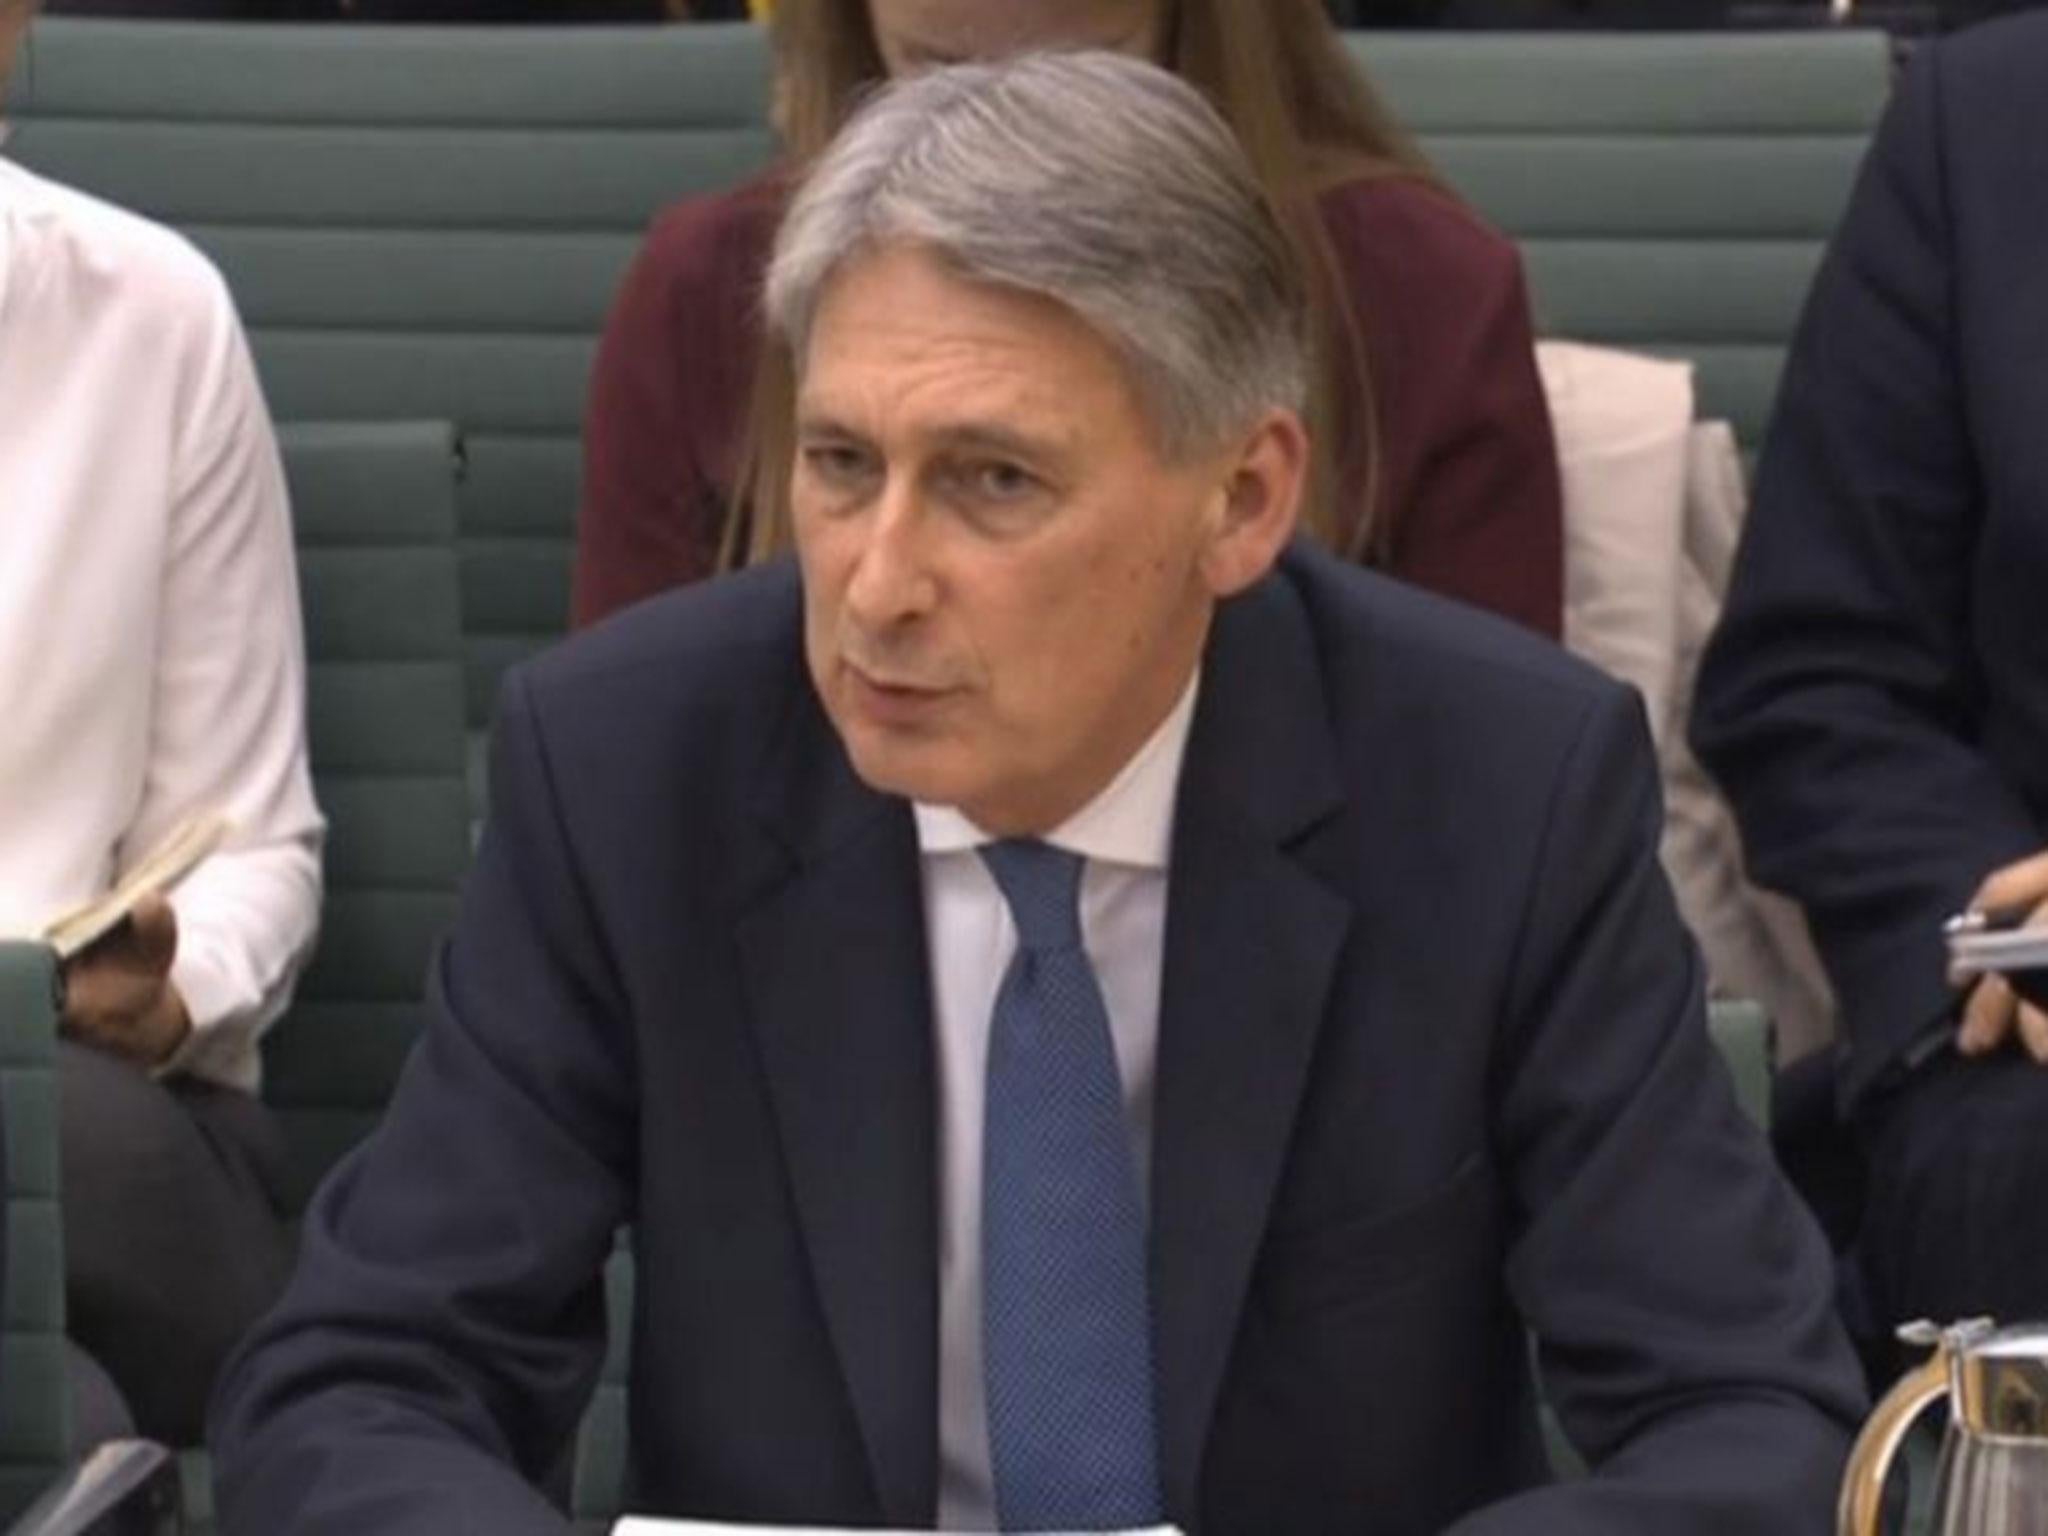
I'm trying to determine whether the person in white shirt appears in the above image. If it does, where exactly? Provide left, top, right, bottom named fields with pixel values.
left=0, top=0, right=323, bottom=1444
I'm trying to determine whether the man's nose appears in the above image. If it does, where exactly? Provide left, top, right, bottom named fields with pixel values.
left=844, top=480, right=938, bottom=626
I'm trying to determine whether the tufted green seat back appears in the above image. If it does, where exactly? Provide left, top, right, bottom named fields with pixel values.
left=6, top=20, right=774, bottom=739
left=570, top=1243, right=636, bottom=1534
left=1355, top=30, right=1893, bottom=450
left=266, top=421, right=468, bottom=1212
left=0, top=425, right=463, bottom=1519
left=7, top=24, right=1889, bottom=741
left=0, top=944, right=71, bottom=1524
left=162, top=417, right=466, bottom=1528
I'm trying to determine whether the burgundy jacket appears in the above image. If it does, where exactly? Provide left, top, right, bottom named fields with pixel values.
left=572, top=174, right=1563, bottom=638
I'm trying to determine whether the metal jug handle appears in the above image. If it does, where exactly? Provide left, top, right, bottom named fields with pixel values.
left=1838, top=1319, right=1993, bottom=1536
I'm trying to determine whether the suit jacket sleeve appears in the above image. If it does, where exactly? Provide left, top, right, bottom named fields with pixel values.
left=211, top=670, right=637, bottom=1534
left=1458, top=686, right=1863, bottom=1533
left=1688, top=41, right=2039, bottom=1107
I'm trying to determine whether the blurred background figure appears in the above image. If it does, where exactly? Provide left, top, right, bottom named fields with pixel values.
left=1693, top=9, right=2048, bottom=1382
left=1, top=0, right=323, bottom=1447
left=572, top=0, right=1565, bottom=646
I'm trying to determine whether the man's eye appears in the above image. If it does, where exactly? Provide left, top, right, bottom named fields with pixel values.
left=802, top=445, right=876, bottom=487
left=963, top=461, right=1040, bottom=502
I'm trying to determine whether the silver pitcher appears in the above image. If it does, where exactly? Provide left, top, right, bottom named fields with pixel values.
left=1841, top=1319, right=2048, bottom=1535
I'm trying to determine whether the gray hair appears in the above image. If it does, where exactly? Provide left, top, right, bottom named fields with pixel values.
left=762, top=50, right=1311, bottom=459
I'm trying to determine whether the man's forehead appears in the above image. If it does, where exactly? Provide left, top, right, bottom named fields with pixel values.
left=807, top=244, right=1086, bottom=351
left=796, top=250, right=1130, bottom=448
left=796, top=374, right=1087, bottom=464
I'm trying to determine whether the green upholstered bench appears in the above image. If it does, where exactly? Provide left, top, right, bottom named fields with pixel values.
left=1708, top=996, right=1775, bottom=1130
left=1352, top=30, right=1892, bottom=453
left=265, top=420, right=469, bottom=1215
left=0, top=944, right=71, bottom=1526
left=7, top=19, right=773, bottom=757
left=5, top=22, right=1890, bottom=764
left=166, top=421, right=466, bottom=1535
left=570, top=1245, right=636, bottom=1535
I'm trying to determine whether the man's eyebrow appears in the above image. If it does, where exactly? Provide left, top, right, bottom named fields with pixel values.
left=928, top=423, right=1069, bottom=465
left=795, top=410, right=1070, bottom=465
left=794, top=410, right=868, bottom=441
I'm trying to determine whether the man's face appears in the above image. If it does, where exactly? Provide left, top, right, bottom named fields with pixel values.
left=793, top=243, right=1249, bottom=836
left=866, top=0, right=1165, bottom=76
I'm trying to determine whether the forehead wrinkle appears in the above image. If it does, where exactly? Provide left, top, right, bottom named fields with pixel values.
left=802, top=333, right=1100, bottom=464
left=797, top=243, right=1158, bottom=475
left=798, top=383, right=1087, bottom=471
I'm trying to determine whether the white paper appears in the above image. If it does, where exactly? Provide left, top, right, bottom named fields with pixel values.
left=1949, top=926, right=2048, bottom=977
left=40, top=810, right=230, bottom=959
left=615, top=1523, right=1179, bottom=1536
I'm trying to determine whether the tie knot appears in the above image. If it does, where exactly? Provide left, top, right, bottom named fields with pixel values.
left=979, top=839, right=1084, bottom=952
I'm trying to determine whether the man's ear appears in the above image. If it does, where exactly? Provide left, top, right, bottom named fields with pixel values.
left=1199, top=408, right=1310, bottom=599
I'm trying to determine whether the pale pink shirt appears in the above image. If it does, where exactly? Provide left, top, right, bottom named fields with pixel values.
left=0, top=157, right=323, bottom=1090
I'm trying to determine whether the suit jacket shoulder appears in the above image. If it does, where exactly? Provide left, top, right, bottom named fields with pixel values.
left=529, top=555, right=802, bottom=708
left=502, top=560, right=813, bottom=917
left=1280, top=540, right=1622, bottom=775
left=1931, top=9, right=2048, bottom=130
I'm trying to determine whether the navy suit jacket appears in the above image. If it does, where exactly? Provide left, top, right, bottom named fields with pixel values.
left=1693, top=15, right=2048, bottom=1109
left=214, top=546, right=1860, bottom=1533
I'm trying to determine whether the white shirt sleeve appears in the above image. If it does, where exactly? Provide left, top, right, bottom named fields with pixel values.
left=135, top=269, right=324, bottom=1088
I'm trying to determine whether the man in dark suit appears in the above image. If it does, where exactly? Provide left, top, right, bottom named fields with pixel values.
left=1693, top=12, right=2048, bottom=1373
left=213, top=49, right=1861, bottom=1534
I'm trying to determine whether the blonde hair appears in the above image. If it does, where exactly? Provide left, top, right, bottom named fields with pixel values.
left=725, top=0, right=1437, bottom=571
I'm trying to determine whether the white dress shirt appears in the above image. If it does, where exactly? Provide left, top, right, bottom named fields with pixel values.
left=0, top=156, right=323, bottom=1090
left=916, top=675, right=1199, bottom=1531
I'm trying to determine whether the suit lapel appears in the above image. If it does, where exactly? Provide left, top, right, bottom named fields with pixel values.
left=734, top=682, right=938, bottom=1528
left=1152, top=573, right=1352, bottom=1520
left=726, top=561, right=1354, bottom=1525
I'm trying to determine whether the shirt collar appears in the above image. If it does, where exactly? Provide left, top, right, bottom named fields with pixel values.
left=912, top=670, right=1200, bottom=873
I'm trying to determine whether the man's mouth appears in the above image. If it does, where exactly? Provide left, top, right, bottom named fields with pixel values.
left=843, top=662, right=960, bottom=720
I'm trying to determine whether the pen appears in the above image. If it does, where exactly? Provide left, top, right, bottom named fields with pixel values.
left=1944, top=902, right=2039, bottom=937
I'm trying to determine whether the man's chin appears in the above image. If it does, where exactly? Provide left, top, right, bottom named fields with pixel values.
left=836, top=730, right=970, bottom=809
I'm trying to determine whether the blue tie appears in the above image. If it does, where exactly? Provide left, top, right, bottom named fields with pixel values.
left=979, top=839, right=1163, bottom=1532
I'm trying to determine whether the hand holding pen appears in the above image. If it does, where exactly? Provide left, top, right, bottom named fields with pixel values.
left=1950, top=848, right=2048, bottom=1062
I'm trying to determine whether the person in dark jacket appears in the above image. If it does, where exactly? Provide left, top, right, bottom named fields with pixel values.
left=1694, top=11, right=2048, bottom=1373
left=216, top=50, right=1859, bottom=1536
